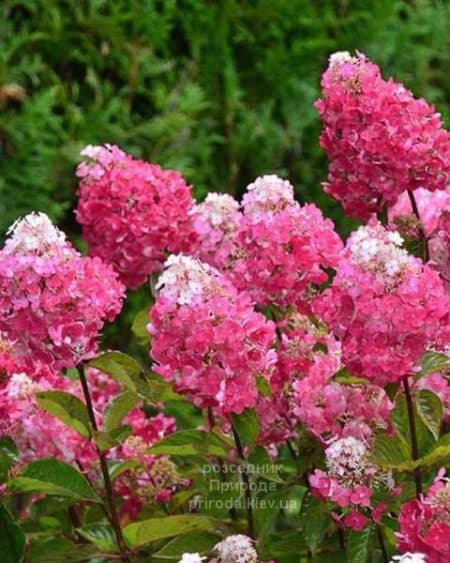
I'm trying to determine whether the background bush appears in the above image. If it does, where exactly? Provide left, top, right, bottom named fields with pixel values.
left=1, top=0, right=450, bottom=240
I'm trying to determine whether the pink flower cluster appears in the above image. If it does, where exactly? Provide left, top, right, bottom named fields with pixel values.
left=315, top=222, right=450, bottom=385
left=0, top=213, right=124, bottom=370
left=317, top=52, right=450, bottom=220
left=232, top=175, right=343, bottom=309
left=76, top=144, right=196, bottom=289
left=0, top=360, right=95, bottom=467
left=397, top=470, right=450, bottom=562
left=190, top=193, right=242, bottom=272
left=148, top=255, right=276, bottom=415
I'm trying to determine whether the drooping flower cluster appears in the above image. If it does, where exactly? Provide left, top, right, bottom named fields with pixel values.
left=230, top=175, right=343, bottom=309
left=397, top=470, right=450, bottom=562
left=309, top=436, right=394, bottom=510
left=214, top=534, right=258, bottom=563
left=317, top=51, right=450, bottom=219
left=76, top=144, right=196, bottom=289
left=315, top=222, right=450, bottom=385
left=148, top=255, right=276, bottom=415
left=0, top=213, right=124, bottom=370
left=190, top=193, right=242, bottom=272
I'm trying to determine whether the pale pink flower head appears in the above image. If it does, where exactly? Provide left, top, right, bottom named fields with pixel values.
left=390, top=554, right=427, bottom=563
left=190, top=193, right=242, bottom=272
left=397, top=471, right=450, bottom=562
left=4, top=212, right=70, bottom=257
left=317, top=51, right=450, bottom=220
left=310, top=436, right=394, bottom=510
left=178, top=554, right=205, bottom=563
left=76, top=144, right=196, bottom=289
left=0, top=213, right=124, bottom=369
left=231, top=175, right=343, bottom=309
left=149, top=255, right=276, bottom=415
left=214, top=534, right=258, bottom=563
left=315, top=223, right=450, bottom=385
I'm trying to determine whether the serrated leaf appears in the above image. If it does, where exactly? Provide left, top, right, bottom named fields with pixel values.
left=416, top=389, right=442, bottom=441
left=0, top=504, right=25, bottom=563
left=153, top=532, right=220, bottom=559
left=36, top=391, right=91, bottom=438
left=370, top=434, right=412, bottom=470
left=302, top=496, right=328, bottom=554
left=417, top=433, right=450, bottom=469
left=8, top=459, right=100, bottom=502
left=346, top=526, right=373, bottom=563
left=417, top=350, right=450, bottom=380
left=103, top=391, right=139, bottom=432
left=76, top=523, right=118, bottom=552
left=260, top=530, right=308, bottom=559
left=109, top=459, right=142, bottom=482
left=150, top=430, right=231, bottom=458
left=230, top=408, right=260, bottom=451
left=88, top=352, right=141, bottom=392
left=123, top=515, right=219, bottom=548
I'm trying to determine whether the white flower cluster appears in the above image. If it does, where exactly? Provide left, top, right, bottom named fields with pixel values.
left=390, top=553, right=427, bottom=563
left=191, top=193, right=240, bottom=230
left=242, top=174, right=294, bottom=214
left=157, top=255, right=217, bottom=305
left=350, top=223, right=412, bottom=280
left=4, top=212, right=67, bottom=256
left=214, top=534, right=258, bottom=563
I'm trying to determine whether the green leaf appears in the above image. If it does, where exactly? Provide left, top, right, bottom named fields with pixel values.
left=256, top=376, right=271, bottom=397
left=370, top=434, right=412, bottom=470
left=416, top=389, right=443, bottom=441
left=150, top=430, right=231, bottom=458
left=0, top=437, right=19, bottom=482
left=230, top=408, right=260, bottom=451
left=302, top=496, right=329, bottom=554
left=88, top=352, right=141, bottom=392
left=260, top=530, right=308, bottom=559
left=109, top=459, right=142, bottom=482
left=94, top=425, right=132, bottom=451
left=417, top=350, right=450, bottom=380
left=153, top=532, right=221, bottom=559
left=124, top=515, right=219, bottom=548
left=36, top=391, right=91, bottom=438
left=132, top=307, right=151, bottom=345
left=0, top=504, right=25, bottom=563
left=76, top=523, right=118, bottom=552
left=103, top=391, right=139, bottom=432
left=8, top=459, right=100, bottom=502
left=332, top=368, right=368, bottom=385
left=417, top=434, right=450, bottom=469
left=27, top=538, right=98, bottom=562
left=347, top=526, right=373, bottom=563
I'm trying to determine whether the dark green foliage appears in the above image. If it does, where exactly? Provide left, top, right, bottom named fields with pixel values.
left=2, top=0, right=450, bottom=239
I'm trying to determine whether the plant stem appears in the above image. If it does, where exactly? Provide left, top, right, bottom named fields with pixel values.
left=231, top=424, right=255, bottom=539
left=377, top=525, right=389, bottom=563
left=77, top=365, right=130, bottom=562
left=402, top=375, right=423, bottom=498
left=407, top=190, right=430, bottom=262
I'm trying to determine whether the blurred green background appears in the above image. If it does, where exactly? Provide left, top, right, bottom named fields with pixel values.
left=1, top=0, right=450, bottom=241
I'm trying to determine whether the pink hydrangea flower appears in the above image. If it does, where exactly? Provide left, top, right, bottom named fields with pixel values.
left=397, top=470, right=450, bottom=562
left=314, top=222, right=450, bottom=385
left=309, top=436, right=394, bottom=510
left=190, top=193, right=242, bottom=272
left=316, top=52, right=450, bottom=220
left=230, top=175, right=342, bottom=310
left=76, top=144, right=196, bottom=289
left=0, top=213, right=124, bottom=370
left=148, top=255, right=276, bottom=415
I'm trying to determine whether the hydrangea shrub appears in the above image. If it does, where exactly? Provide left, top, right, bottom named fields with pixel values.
left=1, top=52, right=450, bottom=563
